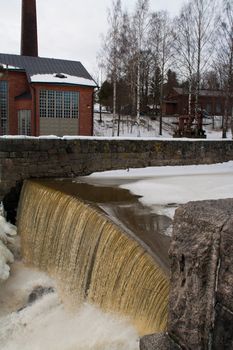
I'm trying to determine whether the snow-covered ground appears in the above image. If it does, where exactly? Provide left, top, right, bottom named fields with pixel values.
left=93, top=113, right=232, bottom=139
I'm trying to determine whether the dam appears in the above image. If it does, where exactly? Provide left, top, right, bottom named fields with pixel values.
left=17, top=179, right=169, bottom=335
left=1, top=137, right=233, bottom=202
left=1, top=138, right=233, bottom=349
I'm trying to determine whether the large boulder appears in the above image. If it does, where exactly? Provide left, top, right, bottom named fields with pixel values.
left=168, top=199, right=233, bottom=349
left=140, top=199, right=233, bottom=350
left=140, top=333, right=181, bottom=350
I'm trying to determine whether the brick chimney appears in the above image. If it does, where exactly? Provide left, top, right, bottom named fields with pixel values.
left=21, top=0, right=38, bottom=57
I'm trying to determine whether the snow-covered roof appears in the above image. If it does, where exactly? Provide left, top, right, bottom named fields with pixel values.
left=30, top=73, right=97, bottom=87
left=0, top=53, right=97, bottom=87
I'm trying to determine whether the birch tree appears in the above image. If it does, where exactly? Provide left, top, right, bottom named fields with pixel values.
left=174, top=0, right=218, bottom=117
left=100, top=0, right=122, bottom=136
left=149, top=11, right=173, bottom=135
left=217, top=0, right=233, bottom=138
left=191, top=0, right=218, bottom=116
left=132, top=0, right=150, bottom=136
left=173, top=3, right=196, bottom=116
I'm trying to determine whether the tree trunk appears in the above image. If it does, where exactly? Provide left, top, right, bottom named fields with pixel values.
left=159, top=54, right=165, bottom=136
left=222, top=37, right=233, bottom=139
left=230, top=113, right=233, bottom=139
left=117, top=113, right=121, bottom=136
left=159, top=84, right=163, bottom=135
left=195, top=14, right=201, bottom=118
left=99, top=103, right=102, bottom=123
left=136, top=55, right=141, bottom=137
left=222, top=97, right=229, bottom=138
left=188, top=79, right=192, bottom=116
left=112, top=77, right=117, bottom=137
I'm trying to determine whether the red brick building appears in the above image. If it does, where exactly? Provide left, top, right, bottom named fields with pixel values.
left=0, top=54, right=97, bottom=136
left=163, top=87, right=226, bottom=116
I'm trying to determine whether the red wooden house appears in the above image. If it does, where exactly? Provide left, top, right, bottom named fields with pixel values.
left=0, top=0, right=97, bottom=137
left=163, top=87, right=226, bottom=117
left=0, top=54, right=97, bottom=136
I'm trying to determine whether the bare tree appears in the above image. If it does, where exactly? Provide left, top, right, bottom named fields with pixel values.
left=202, top=70, right=221, bottom=90
left=99, top=0, right=122, bottom=136
left=191, top=0, right=218, bottom=116
left=173, top=3, right=196, bottom=116
left=149, top=11, right=174, bottom=135
left=174, top=0, right=218, bottom=117
left=132, top=0, right=150, bottom=136
left=217, top=0, right=233, bottom=138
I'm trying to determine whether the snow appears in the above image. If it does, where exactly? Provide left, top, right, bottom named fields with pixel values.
left=0, top=64, right=21, bottom=70
left=0, top=212, right=17, bottom=283
left=94, top=103, right=110, bottom=113
left=0, top=241, right=14, bottom=281
left=88, top=161, right=233, bottom=219
left=89, top=161, right=233, bottom=178
left=93, top=113, right=233, bottom=140
left=94, top=113, right=174, bottom=138
left=30, top=73, right=97, bottom=87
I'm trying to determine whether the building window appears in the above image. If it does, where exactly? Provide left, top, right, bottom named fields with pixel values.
left=0, top=81, right=8, bottom=135
left=39, top=90, right=79, bottom=119
left=18, top=110, right=31, bottom=135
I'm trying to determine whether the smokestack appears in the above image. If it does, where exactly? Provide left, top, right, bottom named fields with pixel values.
left=21, top=0, right=38, bottom=57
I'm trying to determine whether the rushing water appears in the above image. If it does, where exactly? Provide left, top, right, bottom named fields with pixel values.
left=0, top=262, right=139, bottom=350
left=41, top=179, right=171, bottom=272
left=17, top=180, right=169, bottom=335
left=0, top=177, right=171, bottom=349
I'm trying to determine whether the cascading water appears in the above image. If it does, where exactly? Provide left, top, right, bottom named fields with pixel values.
left=17, top=180, right=169, bottom=335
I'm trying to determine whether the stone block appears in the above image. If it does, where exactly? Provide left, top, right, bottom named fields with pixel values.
left=140, top=333, right=180, bottom=350
left=0, top=152, right=9, bottom=158
left=213, top=303, right=233, bottom=350
left=168, top=200, right=233, bottom=350
left=217, top=216, right=233, bottom=309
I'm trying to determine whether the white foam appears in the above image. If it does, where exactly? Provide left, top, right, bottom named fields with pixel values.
left=0, top=262, right=139, bottom=350
left=1, top=295, right=139, bottom=350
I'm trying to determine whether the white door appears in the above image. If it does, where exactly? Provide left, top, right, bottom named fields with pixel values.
left=18, top=110, right=31, bottom=135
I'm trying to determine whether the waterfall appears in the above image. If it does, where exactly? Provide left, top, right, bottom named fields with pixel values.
left=17, top=180, right=169, bottom=335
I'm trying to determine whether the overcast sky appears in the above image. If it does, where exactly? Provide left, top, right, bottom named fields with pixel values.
left=0, top=0, right=184, bottom=77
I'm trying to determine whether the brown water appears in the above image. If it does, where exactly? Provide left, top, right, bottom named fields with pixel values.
left=38, top=179, right=171, bottom=273
left=17, top=180, right=170, bottom=335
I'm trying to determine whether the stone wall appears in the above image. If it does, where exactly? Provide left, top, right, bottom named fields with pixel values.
left=140, top=199, right=233, bottom=350
left=1, top=138, right=233, bottom=201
